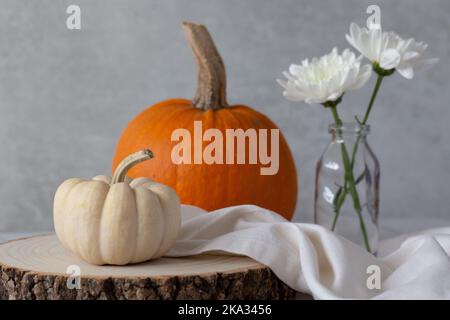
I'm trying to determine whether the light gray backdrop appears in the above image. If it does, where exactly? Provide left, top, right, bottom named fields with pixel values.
left=0, top=0, right=449, bottom=232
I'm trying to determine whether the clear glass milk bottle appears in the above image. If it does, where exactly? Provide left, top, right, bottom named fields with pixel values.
left=314, top=122, right=380, bottom=254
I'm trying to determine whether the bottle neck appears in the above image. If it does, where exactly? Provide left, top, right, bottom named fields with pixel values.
left=329, top=122, right=370, bottom=143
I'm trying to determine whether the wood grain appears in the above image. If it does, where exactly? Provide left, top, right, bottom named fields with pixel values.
left=0, top=235, right=301, bottom=300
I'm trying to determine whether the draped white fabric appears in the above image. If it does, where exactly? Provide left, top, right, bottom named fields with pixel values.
left=168, top=205, right=450, bottom=300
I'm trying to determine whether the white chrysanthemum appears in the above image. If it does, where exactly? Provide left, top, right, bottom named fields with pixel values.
left=346, top=23, right=438, bottom=79
left=278, top=47, right=372, bottom=104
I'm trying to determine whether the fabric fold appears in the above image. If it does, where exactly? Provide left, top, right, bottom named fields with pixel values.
left=168, top=205, right=450, bottom=300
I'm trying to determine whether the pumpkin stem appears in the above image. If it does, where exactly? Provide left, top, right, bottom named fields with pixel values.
left=112, top=149, right=154, bottom=184
left=182, top=21, right=228, bottom=111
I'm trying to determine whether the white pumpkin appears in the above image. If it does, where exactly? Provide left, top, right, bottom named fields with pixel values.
left=53, top=149, right=181, bottom=265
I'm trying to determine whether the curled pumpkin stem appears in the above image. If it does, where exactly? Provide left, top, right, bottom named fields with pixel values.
left=182, top=21, right=228, bottom=111
left=112, top=149, right=154, bottom=184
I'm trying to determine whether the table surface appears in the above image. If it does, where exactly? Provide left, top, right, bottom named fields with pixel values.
left=0, top=234, right=264, bottom=277
left=1, top=217, right=447, bottom=301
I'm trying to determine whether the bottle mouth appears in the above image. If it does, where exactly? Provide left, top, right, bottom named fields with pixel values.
left=329, top=122, right=370, bottom=135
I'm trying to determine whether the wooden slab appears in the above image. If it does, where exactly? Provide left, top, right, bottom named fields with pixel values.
left=0, top=234, right=299, bottom=300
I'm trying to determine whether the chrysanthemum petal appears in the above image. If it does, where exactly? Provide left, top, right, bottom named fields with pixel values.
left=278, top=47, right=371, bottom=104
left=380, top=48, right=401, bottom=69
left=396, top=64, right=414, bottom=79
left=346, top=23, right=436, bottom=79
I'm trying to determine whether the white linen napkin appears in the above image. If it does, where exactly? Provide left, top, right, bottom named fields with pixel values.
left=168, top=205, right=450, bottom=300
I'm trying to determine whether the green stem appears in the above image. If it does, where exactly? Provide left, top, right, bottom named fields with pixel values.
left=349, top=74, right=385, bottom=168
left=330, top=105, right=348, bottom=231
left=330, top=70, right=388, bottom=251
left=330, top=106, right=371, bottom=252
left=362, top=74, right=384, bottom=124
left=343, top=73, right=384, bottom=250
left=330, top=105, right=341, bottom=126
left=332, top=171, right=365, bottom=230
left=331, top=184, right=346, bottom=230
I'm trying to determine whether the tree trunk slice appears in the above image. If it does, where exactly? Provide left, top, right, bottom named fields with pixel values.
left=0, top=235, right=305, bottom=300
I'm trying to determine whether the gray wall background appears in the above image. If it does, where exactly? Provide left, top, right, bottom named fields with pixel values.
left=0, top=0, right=449, bottom=232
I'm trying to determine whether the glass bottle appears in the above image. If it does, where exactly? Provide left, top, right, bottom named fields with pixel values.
left=314, top=122, right=380, bottom=254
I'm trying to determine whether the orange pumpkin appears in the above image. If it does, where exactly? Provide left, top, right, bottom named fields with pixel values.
left=113, top=22, right=298, bottom=219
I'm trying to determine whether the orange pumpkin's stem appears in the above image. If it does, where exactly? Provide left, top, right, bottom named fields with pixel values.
left=182, top=21, right=228, bottom=111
